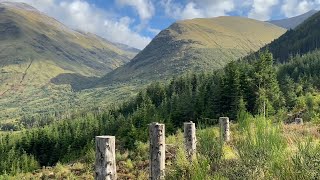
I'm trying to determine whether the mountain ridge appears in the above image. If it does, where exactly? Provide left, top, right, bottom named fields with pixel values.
left=268, top=10, right=318, bottom=29
left=254, top=10, right=320, bottom=63
left=95, top=16, right=286, bottom=86
left=0, top=2, right=138, bottom=120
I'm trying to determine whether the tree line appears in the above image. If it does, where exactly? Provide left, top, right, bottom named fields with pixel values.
left=1, top=50, right=320, bottom=175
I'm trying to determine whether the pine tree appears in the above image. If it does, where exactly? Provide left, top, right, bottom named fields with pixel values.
left=281, top=75, right=298, bottom=109
left=223, top=61, right=242, bottom=119
left=253, top=51, right=284, bottom=116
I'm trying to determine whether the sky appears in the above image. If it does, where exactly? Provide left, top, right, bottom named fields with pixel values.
left=3, top=0, right=320, bottom=49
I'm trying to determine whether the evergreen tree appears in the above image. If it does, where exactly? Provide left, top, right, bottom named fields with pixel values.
left=223, top=62, right=242, bottom=119
left=253, top=52, right=284, bottom=116
left=281, top=75, right=298, bottom=109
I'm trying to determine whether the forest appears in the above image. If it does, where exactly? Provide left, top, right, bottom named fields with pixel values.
left=248, top=11, right=320, bottom=64
left=1, top=50, right=320, bottom=178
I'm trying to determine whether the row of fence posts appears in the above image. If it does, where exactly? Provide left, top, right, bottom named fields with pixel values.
left=94, top=117, right=230, bottom=180
left=94, top=117, right=303, bottom=180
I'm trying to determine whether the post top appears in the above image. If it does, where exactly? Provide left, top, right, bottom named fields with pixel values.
left=150, top=122, right=164, bottom=126
left=95, top=136, right=115, bottom=139
left=219, top=117, right=229, bottom=119
left=184, top=121, right=195, bottom=124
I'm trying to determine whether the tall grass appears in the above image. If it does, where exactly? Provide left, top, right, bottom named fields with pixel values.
left=5, top=116, right=320, bottom=179
left=292, top=140, right=320, bottom=179
left=166, top=128, right=221, bottom=179
left=235, top=116, right=288, bottom=178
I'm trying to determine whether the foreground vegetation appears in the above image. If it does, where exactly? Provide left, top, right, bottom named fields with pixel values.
left=1, top=50, right=320, bottom=179
left=2, top=117, right=320, bottom=179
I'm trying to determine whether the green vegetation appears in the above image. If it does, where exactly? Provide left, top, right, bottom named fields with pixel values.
left=0, top=2, right=138, bottom=121
left=1, top=51, right=320, bottom=179
left=0, top=3, right=287, bottom=123
left=1, top=3, right=320, bottom=179
left=257, top=11, right=320, bottom=63
left=2, top=119, right=320, bottom=179
left=96, top=16, right=285, bottom=86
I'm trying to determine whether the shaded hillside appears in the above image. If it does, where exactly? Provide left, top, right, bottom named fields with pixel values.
left=96, top=16, right=285, bottom=86
left=0, top=2, right=138, bottom=120
left=268, top=10, right=318, bottom=29
left=257, top=11, right=320, bottom=63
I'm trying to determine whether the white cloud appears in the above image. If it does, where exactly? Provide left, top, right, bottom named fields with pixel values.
left=281, top=0, right=320, bottom=17
left=248, top=0, right=279, bottom=20
left=103, top=16, right=151, bottom=49
left=116, top=0, right=154, bottom=21
left=147, top=27, right=161, bottom=35
left=161, top=0, right=320, bottom=21
left=2, top=0, right=151, bottom=49
left=180, top=2, right=205, bottom=19
left=4, top=0, right=320, bottom=49
left=116, top=0, right=155, bottom=32
left=161, top=0, right=235, bottom=20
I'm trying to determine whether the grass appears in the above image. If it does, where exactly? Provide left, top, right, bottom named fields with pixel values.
left=175, top=16, right=286, bottom=49
left=0, top=2, right=138, bottom=122
left=4, top=115, right=320, bottom=179
left=96, top=16, right=286, bottom=87
left=0, top=79, right=142, bottom=123
left=0, top=4, right=287, bottom=124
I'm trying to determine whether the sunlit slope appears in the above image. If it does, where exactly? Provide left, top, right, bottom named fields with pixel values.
left=97, top=16, right=286, bottom=85
left=0, top=2, right=137, bottom=77
left=0, top=2, right=138, bottom=120
left=0, top=1, right=138, bottom=93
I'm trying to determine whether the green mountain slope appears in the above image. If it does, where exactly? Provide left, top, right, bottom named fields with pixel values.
left=0, top=2, right=138, bottom=121
left=96, top=16, right=286, bottom=86
left=258, top=11, right=320, bottom=63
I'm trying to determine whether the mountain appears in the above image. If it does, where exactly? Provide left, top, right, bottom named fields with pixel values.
left=0, top=2, right=138, bottom=120
left=0, top=2, right=137, bottom=81
left=268, top=10, right=318, bottom=29
left=96, top=16, right=286, bottom=86
left=256, top=11, right=320, bottom=63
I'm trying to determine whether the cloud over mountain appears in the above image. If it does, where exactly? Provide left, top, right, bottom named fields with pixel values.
left=2, top=0, right=320, bottom=49
left=3, top=0, right=151, bottom=49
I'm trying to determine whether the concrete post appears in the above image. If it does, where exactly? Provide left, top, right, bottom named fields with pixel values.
left=220, top=117, right=230, bottom=142
left=295, top=118, right=303, bottom=125
left=184, top=121, right=197, bottom=159
left=149, top=122, right=165, bottom=180
left=95, top=136, right=117, bottom=180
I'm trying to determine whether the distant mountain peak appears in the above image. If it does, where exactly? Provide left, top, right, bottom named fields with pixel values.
left=309, top=9, right=318, bottom=13
left=254, top=10, right=320, bottom=63
left=269, top=10, right=319, bottom=29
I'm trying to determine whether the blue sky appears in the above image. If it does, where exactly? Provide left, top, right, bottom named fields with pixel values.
left=5, top=0, right=320, bottom=49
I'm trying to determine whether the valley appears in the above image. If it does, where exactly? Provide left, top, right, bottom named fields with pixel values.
left=0, top=2, right=138, bottom=122
left=1, top=1, right=320, bottom=179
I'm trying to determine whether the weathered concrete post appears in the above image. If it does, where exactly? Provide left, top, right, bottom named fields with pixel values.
left=95, top=136, right=117, bottom=180
left=220, top=117, right=230, bottom=142
left=149, top=122, right=165, bottom=180
left=184, top=121, right=197, bottom=159
left=295, top=118, right=303, bottom=125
